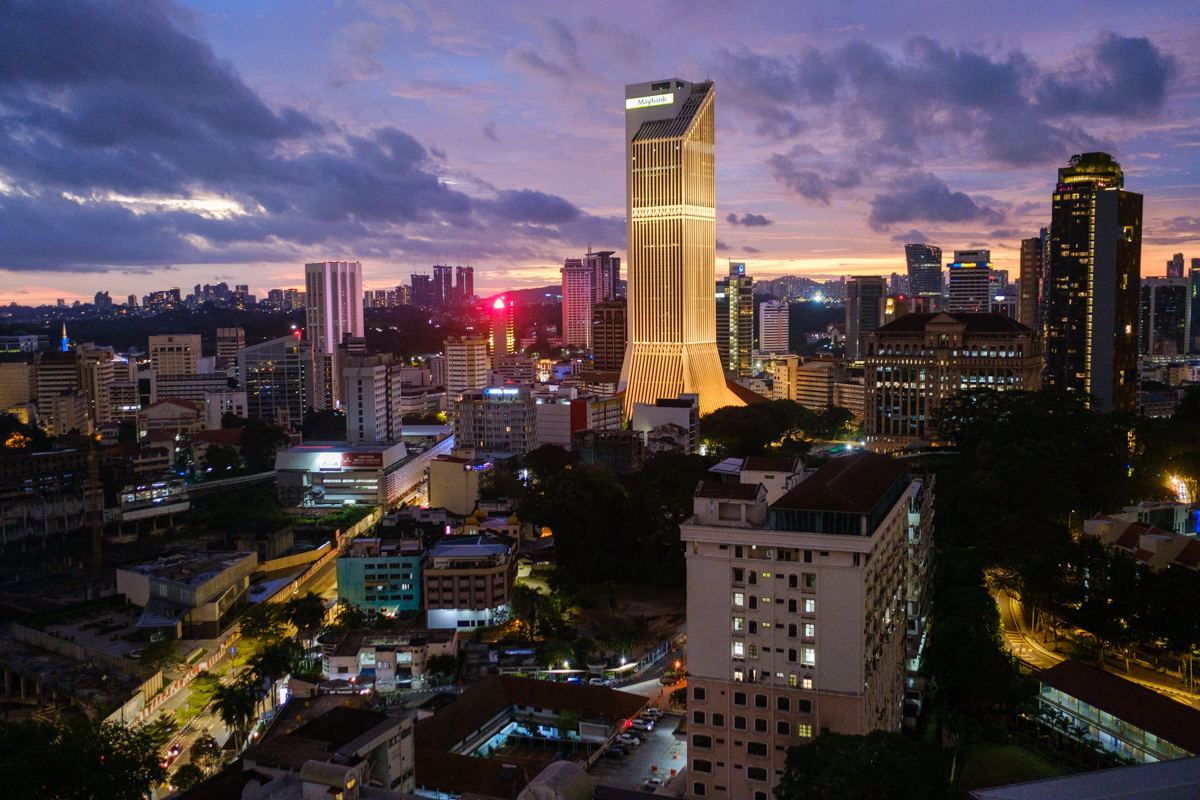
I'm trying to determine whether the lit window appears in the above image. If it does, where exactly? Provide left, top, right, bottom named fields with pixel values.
left=804, top=599, right=816, bottom=613
left=788, top=674, right=797, bottom=687
left=733, top=592, right=744, bottom=607
left=804, top=624, right=815, bottom=638
left=802, top=677, right=813, bottom=690
left=748, top=644, right=758, bottom=659
left=732, top=642, right=744, bottom=659
left=733, top=669, right=744, bottom=682
left=803, top=648, right=816, bottom=666
left=733, top=617, right=744, bottom=631
left=798, top=724, right=813, bottom=738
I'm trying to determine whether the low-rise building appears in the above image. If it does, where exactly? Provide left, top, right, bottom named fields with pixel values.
left=116, top=551, right=257, bottom=639
left=337, top=537, right=425, bottom=617
left=203, top=390, right=247, bottom=429
left=1080, top=516, right=1200, bottom=572
left=573, top=428, right=645, bottom=472
left=274, top=441, right=409, bottom=509
left=424, top=535, right=518, bottom=630
left=630, top=394, right=699, bottom=454
left=316, top=628, right=458, bottom=692
left=534, top=392, right=623, bottom=448
left=454, top=386, right=537, bottom=455
left=428, top=451, right=493, bottom=515
left=137, top=397, right=201, bottom=441
left=795, top=359, right=843, bottom=410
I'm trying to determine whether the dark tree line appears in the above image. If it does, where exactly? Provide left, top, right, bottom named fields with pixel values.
left=699, top=398, right=856, bottom=458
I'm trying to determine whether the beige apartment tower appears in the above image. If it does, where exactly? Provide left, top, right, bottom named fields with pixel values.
left=620, top=79, right=740, bottom=416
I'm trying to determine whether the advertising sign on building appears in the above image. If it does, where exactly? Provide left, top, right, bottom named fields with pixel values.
left=342, top=452, right=384, bottom=468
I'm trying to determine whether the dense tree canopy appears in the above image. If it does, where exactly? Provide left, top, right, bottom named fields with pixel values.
left=776, top=731, right=951, bottom=800
left=700, top=399, right=855, bottom=458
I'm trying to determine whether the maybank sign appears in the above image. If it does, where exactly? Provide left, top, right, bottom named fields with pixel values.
left=626, top=92, right=673, bottom=110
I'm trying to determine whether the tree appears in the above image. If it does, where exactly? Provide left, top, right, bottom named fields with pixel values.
left=284, top=592, right=327, bottom=640
left=221, top=411, right=246, bottom=429
left=139, top=639, right=181, bottom=672
left=669, top=687, right=687, bottom=709
left=249, top=640, right=300, bottom=712
left=189, top=732, right=222, bottom=775
left=524, top=444, right=579, bottom=483
left=330, top=600, right=368, bottom=631
left=479, top=470, right=526, bottom=503
left=301, top=408, right=347, bottom=441
left=552, top=710, right=580, bottom=738
left=116, top=420, right=138, bottom=445
left=201, top=443, right=241, bottom=476
left=426, top=654, right=459, bottom=682
left=0, top=717, right=168, bottom=800
left=172, top=763, right=205, bottom=791
left=238, top=417, right=291, bottom=473
left=775, top=731, right=951, bottom=800
left=212, top=680, right=259, bottom=751
left=239, top=603, right=289, bottom=644
left=509, top=583, right=559, bottom=641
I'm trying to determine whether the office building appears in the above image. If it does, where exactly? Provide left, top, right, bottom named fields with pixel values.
left=534, top=393, right=623, bottom=448
left=561, top=258, right=594, bottom=349
left=846, top=276, right=887, bottom=362
left=433, top=265, right=453, bottom=306
left=1167, top=253, right=1185, bottom=279
left=336, top=537, right=424, bottom=618
left=630, top=394, right=699, bottom=454
left=621, top=78, right=739, bottom=415
left=759, top=300, right=789, bottom=355
left=864, top=313, right=1043, bottom=451
left=1191, top=264, right=1200, bottom=353
left=1140, top=277, right=1190, bottom=357
left=1044, top=152, right=1142, bottom=413
left=275, top=441, right=409, bottom=508
left=947, top=250, right=992, bottom=312
left=456, top=266, right=474, bottom=300
left=148, top=334, right=201, bottom=378
left=424, top=535, right=518, bottom=629
left=681, top=452, right=923, bottom=800
left=490, top=297, right=516, bottom=359
left=118, top=551, right=257, bottom=639
left=203, top=390, right=247, bottom=429
left=444, top=337, right=489, bottom=409
left=344, top=353, right=403, bottom=445
left=1018, top=236, right=1044, bottom=331
left=904, top=244, right=943, bottom=301
left=454, top=386, right=537, bottom=454
left=716, top=262, right=755, bottom=377
left=34, top=350, right=82, bottom=431
left=592, top=299, right=627, bottom=372
left=77, top=344, right=119, bottom=425
left=238, top=334, right=314, bottom=422
left=795, top=360, right=842, bottom=410
left=771, top=355, right=799, bottom=401
left=584, top=248, right=622, bottom=301
left=305, top=261, right=363, bottom=410
left=411, top=274, right=435, bottom=307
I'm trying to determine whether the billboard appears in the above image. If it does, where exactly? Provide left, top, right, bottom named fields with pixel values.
left=342, top=452, right=384, bottom=469
left=626, top=92, right=673, bottom=110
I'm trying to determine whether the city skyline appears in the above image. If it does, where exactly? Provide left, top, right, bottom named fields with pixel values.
left=0, top=1, right=1196, bottom=306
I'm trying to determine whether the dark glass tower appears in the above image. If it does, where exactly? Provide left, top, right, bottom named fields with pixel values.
left=1044, top=153, right=1142, bottom=413
left=905, top=244, right=943, bottom=301
left=715, top=262, right=754, bottom=377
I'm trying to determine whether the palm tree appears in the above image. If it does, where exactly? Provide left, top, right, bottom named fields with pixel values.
left=284, top=592, right=327, bottom=643
left=212, top=680, right=258, bottom=752
left=249, top=640, right=300, bottom=713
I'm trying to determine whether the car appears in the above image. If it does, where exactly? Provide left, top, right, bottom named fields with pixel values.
left=610, top=742, right=632, bottom=754
left=626, top=729, right=648, bottom=741
left=643, top=778, right=664, bottom=791
left=602, top=747, right=625, bottom=759
left=642, top=708, right=663, bottom=718
left=615, top=734, right=641, bottom=747
left=589, top=678, right=606, bottom=686
left=659, top=672, right=683, bottom=685
left=630, top=718, right=654, bottom=731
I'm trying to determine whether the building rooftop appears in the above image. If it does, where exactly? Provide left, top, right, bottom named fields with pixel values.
left=118, top=551, right=255, bottom=588
left=318, top=628, right=457, bottom=658
left=742, top=456, right=801, bottom=473
left=694, top=481, right=764, bottom=500
left=873, top=311, right=1032, bottom=335
left=971, top=755, right=1200, bottom=799
left=1038, top=660, right=1200, bottom=754
left=772, top=452, right=909, bottom=514
left=430, top=536, right=511, bottom=559
left=726, top=379, right=772, bottom=405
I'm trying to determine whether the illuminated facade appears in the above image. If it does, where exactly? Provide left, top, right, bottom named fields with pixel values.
left=946, top=250, right=992, bottom=313
left=620, top=79, right=740, bottom=416
left=716, top=262, right=754, bottom=377
left=1044, top=152, right=1142, bottom=413
left=904, top=244, right=943, bottom=301
left=490, top=297, right=516, bottom=358
left=561, top=259, right=593, bottom=349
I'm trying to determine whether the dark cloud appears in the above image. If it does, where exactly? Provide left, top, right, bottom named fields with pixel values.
left=715, top=33, right=1175, bottom=167
left=483, top=122, right=499, bottom=142
left=715, top=240, right=731, bottom=251
left=725, top=212, right=773, bottom=226
left=988, top=229, right=1020, bottom=239
left=742, top=246, right=762, bottom=253
left=868, top=172, right=1006, bottom=232
left=890, top=229, right=928, bottom=243
left=768, top=148, right=862, bottom=205
left=1015, top=201, right=1047, bottom=217
left=0, top=0, right=621, bottom=271
left=1147, top=216, right=1200, bottom=246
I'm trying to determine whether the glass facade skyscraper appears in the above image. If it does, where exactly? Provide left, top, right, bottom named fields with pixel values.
left=904, top=244, right=943, bottom=301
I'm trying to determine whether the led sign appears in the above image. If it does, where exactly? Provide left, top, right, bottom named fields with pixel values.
left=626, top=93, right=673, bottom=110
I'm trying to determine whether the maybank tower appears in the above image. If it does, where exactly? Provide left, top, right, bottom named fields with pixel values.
left=619, top=78, right=743, bottom=416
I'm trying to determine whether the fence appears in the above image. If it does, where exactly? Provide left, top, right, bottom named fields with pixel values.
left=12, top=623, right=158, bottom=682
left=126, top=630, right=240, bottom=724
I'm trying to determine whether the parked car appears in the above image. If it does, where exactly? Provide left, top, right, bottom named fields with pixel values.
left=610, top=742, right=632, bottom=754
left=602, top=747, right=625, bottom=759
left=589, top=678, right=606, bottom=686
left=630, top=718, right=654, bottom=731
left=615, top=734, right=641, bottom=747
left=642, top=708, right=663, bottom=718
left=643, top=778, right=664, bottom=791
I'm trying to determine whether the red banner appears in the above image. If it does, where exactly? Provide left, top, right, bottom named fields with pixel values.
left=342, top=452, right=383, bottom=468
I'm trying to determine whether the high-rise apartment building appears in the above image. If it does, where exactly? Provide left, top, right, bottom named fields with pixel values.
left=305, top=261, right=363, bottom=410
left=433, top=265, right=453, bottom=306
left=237, top=334, right=314, bottom=422
left=716, top=262, right=754, bottom=377
left=584, top=249, right=622, bottom=302
left=621, top=78, right=739, bottom=415
left=758, top=301, right=789, bottom=355
left=490, top=297, right=516, bottom=359
left=1044, top=153, right=1141, bottom=413
left=561, top=258, right=594, bottom=349
left=845, top=277, right=887, bottom=362
left=863, top=313, right=1043, bottom=452
left=455, top=386, right=537, bottom=454
left=444, top=337, right=490, bottom=409
left=1190, top=264, right=1200, bottom=353
left=1167, top=253, right=1185, bottom=278
left=591, top=300, right=627, bottom=372
left=148, top=334, right=202, bottom=378
left=904, top=244, right=942, bottom=301
left=343, top=354, right=403, bottom=444
left=78, top=344, right=118, bottom=425
left=456, top=266, right=474, bottom=301
left=681, top=453, right=924, bottom=800
left=946, top=250, right=992, bottom=312
left=410, top=274, right=435, bottom=307
left=34, top=350, right=82, bottom=432
left=216, top=327, right=245, bottom=370
left=1018, top=237, right=1044, bottom=331
left=1139, top=278, right=1190, bottom=357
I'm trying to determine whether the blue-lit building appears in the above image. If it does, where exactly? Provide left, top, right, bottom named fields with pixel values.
left=336, top=537, right=425, bottom=617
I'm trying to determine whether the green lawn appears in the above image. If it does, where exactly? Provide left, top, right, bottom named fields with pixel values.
left=956, top=744, right=1068, bottom=794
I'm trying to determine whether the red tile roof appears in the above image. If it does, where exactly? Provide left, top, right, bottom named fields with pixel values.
left=191, top=428, right=243, bottom=445
left=144, top=397, right=200, bottom=411
left=771, top=452, right=908, bottom=514
left=725, top=379, right=772, bottom=405
left=1175, top=539, right=1200, bottom=568
left=1038, top=660, right=1200, bottom=754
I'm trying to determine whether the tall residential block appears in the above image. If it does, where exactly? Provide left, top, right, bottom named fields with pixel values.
left=758, top=301, right=789, bottom=355
left=305, top=261, right=363, bottom=409
left=592, top=299, right=628, bottom=372
left=1140, top=278, right=1190, bottom=357
left=864, top=313, right=1043, bottom=452
left=433, top=265, right=453, bottom=306
left=216, top=327, right=245, bottom=370
left=845, top=277, right=887, bottom=362
left=456, top=266, right=474, bottom=300
left=444, top=337, right=490, bottom=409
left=490, top=297, right=516, bottom=359
left=1018, top=236, right=1044, bottom=332
left=561, top=258, right=594, bottom=349
left=946, top=250, right=991, bottom=313
left=584, top=249, right=622, bottom=302
left=455, top=386, right=537, bottom=454
left=716, top=262, right=754, bottom=377
left=237, top=334, right=314, bottom=422
left=1044, top=153, right=1141, bottom=413
left=904, top=244, right=942, bottom=301
left=344, top=353, right=403, bottom=445
left=621, top=78, right=739, bottom=415
left=148, top=334, right=201, bottom=378
left=1167, top=253, right=1184, bottom=278
left=681, top=452, right=925, bottom=800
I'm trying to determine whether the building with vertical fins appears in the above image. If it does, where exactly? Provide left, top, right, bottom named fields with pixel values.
left=1044, top=153, right=1141, bottom=413
left=846, top=277, right=887, bottom=362
left=620, top=79, right=741, bottom=416
left=904, top=244, right=943, bottom=303
left=305, top=261, right=363, bottom=409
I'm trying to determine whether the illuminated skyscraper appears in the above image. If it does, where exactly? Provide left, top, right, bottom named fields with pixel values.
left=716, top=262, right=754, bottom=377
left=456, top=266, right=474, bottom=300
left=1167, top=253, right=1184, bottom=278
left=433, top=265, right=453, bottom=306
left=620, top=78, right=740, bottom=415
left=490, top=296, right=515, bottom=359
left=947, top=250, right=992, bottom=312
left=904, top=243, right=943, bottom=302
left=561, top=258, right=593, bottom=349
left=1044, top=152, right=1141, bottom=413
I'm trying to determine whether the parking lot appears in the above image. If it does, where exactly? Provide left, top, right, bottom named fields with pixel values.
left=587, top=713, right=687, bottom=791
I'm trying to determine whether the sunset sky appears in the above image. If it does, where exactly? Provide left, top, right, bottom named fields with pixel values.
left=1, top=0, right=1197, bottom=304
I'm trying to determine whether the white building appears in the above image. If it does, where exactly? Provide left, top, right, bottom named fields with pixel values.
left=534, top=392, right=623, bottom=448
left=203, top=390, right=247, bottom=429
left=455, top=386, right=537, bottom=455
left=444, top=337, right=489, bottom=410
left=561, top=258, right=594, bottom=349
left=275, top=441, right=408, bottom=508
left=317, top=628, right=458, bottom=691
left=759, top=301, right=790, bottom=355
left=148, top=334, right=201, bottom=378
left=305, top=261, right=364, bottom=409
left=630, top=394, right=699, bottom=454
